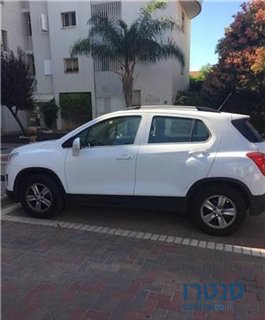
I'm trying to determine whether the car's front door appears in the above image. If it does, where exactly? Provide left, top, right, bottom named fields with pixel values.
left=65, top=115, right=142, bottom=195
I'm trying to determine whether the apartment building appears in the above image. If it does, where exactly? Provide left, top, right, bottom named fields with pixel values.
left=1, top=0, right=201, bottom=131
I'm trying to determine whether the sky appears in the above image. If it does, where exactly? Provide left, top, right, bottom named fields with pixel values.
left=190, top=0, right=243, bottom=71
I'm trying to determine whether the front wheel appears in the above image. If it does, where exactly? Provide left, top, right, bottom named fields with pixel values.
left=192, top=186, right=247, bottom=235
left=20, top=174, right=64, bottom=218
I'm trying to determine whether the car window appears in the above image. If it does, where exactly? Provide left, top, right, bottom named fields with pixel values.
left=148, top=116, right=210, bottom=144
left=191, top=119, right=210, bottom=142
left=78, top=116, right=141, bottom=147
left=232, top=119, right=264, bottom=143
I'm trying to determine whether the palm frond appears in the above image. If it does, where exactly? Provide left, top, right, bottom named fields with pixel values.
left=70, top=1, right=185, bottom=76
left=142, top=0, right=167, bottom=15
left=89, top=15, right=122, bottom=51
left=158, top=41, right=185, bottom=65
left=71, top=38, right=92, bottom=57
left=136, top=39, right=184, bottom=66
left=90, top=42, right=118, bottom=60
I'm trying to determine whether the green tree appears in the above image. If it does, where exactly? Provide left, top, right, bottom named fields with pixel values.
left=203, top=0, right=265, bottom=112
left=1, top=48, right=35, bottom=136
left=71, top=0, right=184, bottom=108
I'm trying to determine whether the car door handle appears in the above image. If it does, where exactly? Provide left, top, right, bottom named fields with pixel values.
left=117, top=155, right=133, bottom=160
left=189, top=150, right=209, bottom=157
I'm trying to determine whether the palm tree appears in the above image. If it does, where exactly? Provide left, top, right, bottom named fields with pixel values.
left=71, top=0, right=184, bottom=108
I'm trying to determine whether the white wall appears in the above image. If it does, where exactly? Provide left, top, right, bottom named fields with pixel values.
left=29, top=1, right=54, bottom=95
left=46, top=2, right=95, bottom=105
left=1, top=1, right=30, bottom=133
left=1, top=106, right=29, bottom=134
left=1, top=1, right=28, bottom=52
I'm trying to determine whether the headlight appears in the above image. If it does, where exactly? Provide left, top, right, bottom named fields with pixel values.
left=8, top=152, right=19, bottom=164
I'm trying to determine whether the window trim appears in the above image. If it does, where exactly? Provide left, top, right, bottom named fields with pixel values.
left=62, top=115, right=142, bottom=148
left=1, top=29, right=8, bottom=52
left=61, top=11, right=77, bottom=28
left=64, top=58, right=79, bottom=73
left=147, top=115, right=211, bottom=145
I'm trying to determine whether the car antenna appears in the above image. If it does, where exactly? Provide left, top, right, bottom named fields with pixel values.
left=218, top=92, right=233, bottom=111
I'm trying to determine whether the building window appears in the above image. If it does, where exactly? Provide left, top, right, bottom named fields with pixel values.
left=64, top=58, right=79, bottom=73
left=26, top=13, right=32, bottom=36
left=181, top=11, right=185, bottom=32
left=91, top=2, right=121, bottom=72
left=1, top=30, right=8, bottom=51
left=91, top=1, right=121, bottom=19
left=61, top=11, right=76, bottom=28
left=27, top=54, right=36, bottom=76
left=94, top=57, right=120, bottom=72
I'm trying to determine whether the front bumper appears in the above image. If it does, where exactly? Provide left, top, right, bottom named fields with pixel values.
left=6, top=189, right=18, bottom=203
left=249, top=193, right=265, bottom=215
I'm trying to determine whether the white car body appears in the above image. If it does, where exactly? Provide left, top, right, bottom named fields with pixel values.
left=5, top=106, right=265, bottom=234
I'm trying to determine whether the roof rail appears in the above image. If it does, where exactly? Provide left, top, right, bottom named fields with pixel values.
left=142, top=105, right=198, bottom=110
left=125, top=105, right=219, bottom=112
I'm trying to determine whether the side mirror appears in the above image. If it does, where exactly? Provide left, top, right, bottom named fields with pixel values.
left=72, top=137, right=80, bottom=156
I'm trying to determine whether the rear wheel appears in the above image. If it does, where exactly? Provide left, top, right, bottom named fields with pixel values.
left=192, top=185, right=247, bottom=235
left=20, top=174, right=64, bottom=218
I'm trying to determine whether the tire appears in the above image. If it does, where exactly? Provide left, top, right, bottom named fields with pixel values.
left=192, top=185, right=247, bottom=236
left=20, top=174, right=64, bottom=218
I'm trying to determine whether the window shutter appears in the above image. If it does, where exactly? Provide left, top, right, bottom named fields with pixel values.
left=44, top=60, right=52, bottom=75
left=40, top=13, right=48, bottom=32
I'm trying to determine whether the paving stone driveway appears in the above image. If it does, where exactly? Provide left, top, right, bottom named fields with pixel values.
left=2, top=206, right=265, bottom=320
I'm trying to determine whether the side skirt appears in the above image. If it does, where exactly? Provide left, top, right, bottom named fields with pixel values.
left=66, top=194, right=188, bottom=213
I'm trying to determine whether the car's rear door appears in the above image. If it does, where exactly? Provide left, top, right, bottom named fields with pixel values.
left=134, top=114, right=219, bottom=197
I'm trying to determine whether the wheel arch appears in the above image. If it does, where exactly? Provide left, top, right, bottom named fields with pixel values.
left=186, top=178, right=251, bottom=209
left=13, top=167, right=66, bottom=202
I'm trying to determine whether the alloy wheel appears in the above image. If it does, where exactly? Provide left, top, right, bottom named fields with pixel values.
left=26, top=183, right=53, bottom=213
left=200, top=195, right=237, bottom=229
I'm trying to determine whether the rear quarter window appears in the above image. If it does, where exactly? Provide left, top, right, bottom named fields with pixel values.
left=232, top=119, right=264, bottom=143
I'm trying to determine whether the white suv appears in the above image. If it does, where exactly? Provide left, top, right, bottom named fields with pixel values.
left=5, top=106, right=265, bottom=235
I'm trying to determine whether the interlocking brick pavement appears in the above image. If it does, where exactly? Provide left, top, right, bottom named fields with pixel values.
left=2, top=220, right=265, bottom=320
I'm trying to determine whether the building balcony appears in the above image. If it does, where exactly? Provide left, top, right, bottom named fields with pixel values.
left=180, top=0, right=202, bottom=19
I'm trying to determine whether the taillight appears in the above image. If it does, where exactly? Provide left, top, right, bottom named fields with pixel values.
left=247, top=152, right=265, bottom=176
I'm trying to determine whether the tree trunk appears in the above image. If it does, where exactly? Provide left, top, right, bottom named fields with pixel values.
left=122, top=62, right=135, bottom=108
left=7, top=106, right=27, bottom=136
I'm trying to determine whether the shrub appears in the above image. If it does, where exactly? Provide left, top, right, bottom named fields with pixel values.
left=40, top=99, right=59, bottom=129
left=60, top=92, right=92, bottom=126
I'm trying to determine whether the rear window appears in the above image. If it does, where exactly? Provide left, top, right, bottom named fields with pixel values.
left=232, top=119, right=264, bottom=143
left=148, top=116, right=210, bottom=144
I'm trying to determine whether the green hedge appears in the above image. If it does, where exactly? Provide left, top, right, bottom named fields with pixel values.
left=60, top=92, right=92, bottom=126
left=40, top=99, right=59, bottom=129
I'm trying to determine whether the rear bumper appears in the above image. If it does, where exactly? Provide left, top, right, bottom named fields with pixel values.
left=249, top=193, right=265, bottom=215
